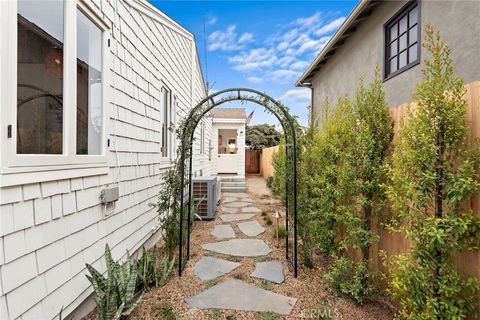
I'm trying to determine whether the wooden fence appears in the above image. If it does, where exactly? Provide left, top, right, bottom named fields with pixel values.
left=376, top=81, right=480, bottom=307
left=260, top=81, right=480, bottom=306
left=259, top=146, right=279, bottom=178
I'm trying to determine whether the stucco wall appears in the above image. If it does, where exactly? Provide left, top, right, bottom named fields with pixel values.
left=311, top=0, right=480, bottom=113
left=0, top=0, right=210, bottom=319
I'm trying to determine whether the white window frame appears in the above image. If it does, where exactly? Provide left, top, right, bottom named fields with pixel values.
left=0, top=0, right=110, bottom=186
left=200, top=122, right=205, bottom=155
left=160, top=84, right=172, bottom=161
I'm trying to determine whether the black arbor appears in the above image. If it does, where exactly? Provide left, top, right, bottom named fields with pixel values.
left=177, top=88, right=298, bottom=277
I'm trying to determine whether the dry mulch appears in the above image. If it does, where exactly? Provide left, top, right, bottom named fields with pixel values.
left=90, top=175, right=394, bottom=320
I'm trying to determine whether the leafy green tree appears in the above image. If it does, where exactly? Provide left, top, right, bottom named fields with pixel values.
left=385, top=25, right=480, bottom=319
left=246, top=124, right=282, bottom=150
left=343, top=68, right=394, bottom=266
left=300, top=100, right=351, bottom=259
left=323, top=69, right=393, bottom=303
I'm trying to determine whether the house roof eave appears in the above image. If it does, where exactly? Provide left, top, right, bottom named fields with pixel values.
left=296, top=0, right=381, bottom=87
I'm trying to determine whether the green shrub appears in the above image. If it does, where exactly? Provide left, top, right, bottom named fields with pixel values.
left=266, top=176, right=274, bottom=190
left=271, top=224, right=286, bottom=239
left=385, top=25, right=480, bottom=319
left=324, top=256, right=374, bottom=304
left=270, top=139, right=286, bottom=200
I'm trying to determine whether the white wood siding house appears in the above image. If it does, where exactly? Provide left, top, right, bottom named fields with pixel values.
left=210, top=108, right=246, bottom=177
left=0, top=0, right=212, bottom=318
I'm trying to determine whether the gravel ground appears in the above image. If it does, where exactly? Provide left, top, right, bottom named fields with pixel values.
left=89, top=175, right=394, bottom=320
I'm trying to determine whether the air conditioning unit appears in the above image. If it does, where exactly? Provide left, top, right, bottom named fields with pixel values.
left=192, top=176, right=220, bottom=220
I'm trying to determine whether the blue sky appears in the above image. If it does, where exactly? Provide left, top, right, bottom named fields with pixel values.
left=150, top=0, right=357, bottom=126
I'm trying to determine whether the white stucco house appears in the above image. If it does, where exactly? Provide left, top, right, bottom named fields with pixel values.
left=210, top=108, right=247, bottom=192
left=0, top=0, right=212, bottom=319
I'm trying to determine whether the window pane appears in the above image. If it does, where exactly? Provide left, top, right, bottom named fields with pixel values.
left=409, top=44, right=418, bottom=62
left=409, top=25, right=418, bottom=44
left=399, top=15, right=408, bottom=34
left=389, top=24, right=397, bottom=40
left=409, top=6, right=418, bottom=26
left=17, top=0, right=64, bottom=154
left=399, top=51, right=407, bottom=68
left=162, top=89, right=168, bottom=157
left=390, top=40, right=398, bottom=57
left=77, top=9, right=103, bottom=155
left=390, top=57, right=398, bottom=73
left=399, top=34, right=407, bottom=51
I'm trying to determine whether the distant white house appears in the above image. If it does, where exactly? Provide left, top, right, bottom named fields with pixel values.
left=210, top=108, right=246, bottom=182
left=0, top=0, right=212, bottom=319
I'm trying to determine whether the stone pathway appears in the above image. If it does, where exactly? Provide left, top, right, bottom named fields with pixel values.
left=194, top=256, right=240, bottom=281
left=251, top=261, right=285, bottom=284
left=185, top=189, right=297, bottom=316
left=237, top=220, right=265, bottom=237
left=211, top=224, right=235, bottom=239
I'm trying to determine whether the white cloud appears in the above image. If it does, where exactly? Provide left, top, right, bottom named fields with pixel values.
left=316, top=17, right=346, bottom=36
left=277, top=55, right=296, bottom=68
left=238, top=32, right=254, bottom=44
left=296, top=12, right=321, bottom=27
left=280, top=88, right=311, bottom=103
left=218, top=12, right=345, bottom=87
left=290, top=60, right=309, bottom=70
left=296, top=36, right=330, bottom=54
left=207, top=15, right=218, bottom=26
left=247, top=76, right=263, bottom=83
left=277, top=41, right=289, bottom=50
left=267, top=69, right=300, bottom=83
left=229, top=48, right=277, bottom=72
left=208, top=25, right=243, bottom=51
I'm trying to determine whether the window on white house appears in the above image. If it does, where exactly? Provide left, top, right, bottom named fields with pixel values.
left=208, top=139, right=212, bottom=161
left=161, top=87, right=171, bottom=158
left=200, top=122, right=205, bottom=154
left=17, top=0, right=64, bottom=154
left=77, top=8, right=103, bottom=155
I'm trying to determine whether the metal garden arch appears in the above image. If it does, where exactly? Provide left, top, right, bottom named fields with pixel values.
left=177, top=88, right=298, bottom=277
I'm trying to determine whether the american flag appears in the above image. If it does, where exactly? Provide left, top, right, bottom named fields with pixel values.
left=246, top=108, right=255, bottom=125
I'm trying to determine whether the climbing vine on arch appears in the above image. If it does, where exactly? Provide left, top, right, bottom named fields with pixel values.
left=151, top=89, right=300, bottom=276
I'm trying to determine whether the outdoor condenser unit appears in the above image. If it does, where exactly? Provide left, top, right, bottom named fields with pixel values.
left=192, top=176, right=220, bottom=220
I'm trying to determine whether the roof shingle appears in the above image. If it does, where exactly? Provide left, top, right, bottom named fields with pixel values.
left=210, top=108, right=246, bottom=119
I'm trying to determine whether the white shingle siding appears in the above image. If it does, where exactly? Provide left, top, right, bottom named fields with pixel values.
left=0, top=0, right=211, bottom=318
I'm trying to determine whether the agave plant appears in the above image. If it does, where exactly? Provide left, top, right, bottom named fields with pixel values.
left=136, top=246, right=176, bottom=289
left=155, top=255, right=175, bottom=287
left=136, top=247, right=158, bottom=289
left=86, top=244, right=142, bottom=320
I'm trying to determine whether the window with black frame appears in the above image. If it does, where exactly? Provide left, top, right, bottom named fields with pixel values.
left=384, top=1, right=420, bottom=79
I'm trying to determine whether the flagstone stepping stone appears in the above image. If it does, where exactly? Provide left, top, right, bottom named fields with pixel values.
left=241, top=197, right=253, bottom=202
left=237, top=220, right=265, bottom=237
left=194, top=256, right=240, bottom=281
left=202, top=239, right=271, bottom=257
left=220, top=214, right=255, bottom=222
left=222, top=197, right=239, bottom=203
left=222, top=207, right=239, bottom=214
left=211, top=224, right=235, bottom=239
left=224, top=201, right=251, bottom=208
left=251, top=261, right=285, bottom=284
left=241, top=206, right=262, bottom=214
left=185, top=279, right=296, bottom=315
left=223, top=192, right=250, bottom=198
